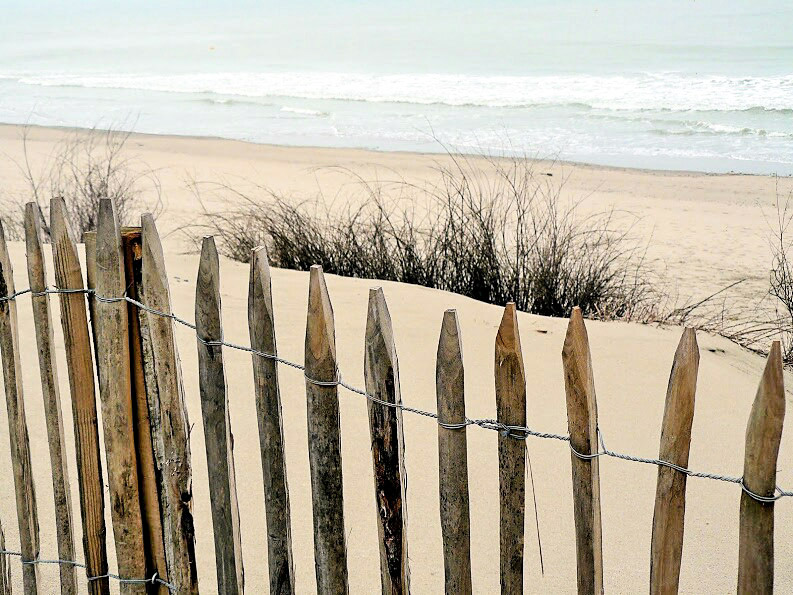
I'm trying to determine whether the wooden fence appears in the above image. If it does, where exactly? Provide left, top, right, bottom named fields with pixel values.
left=0, top=196, right=787, bottom=594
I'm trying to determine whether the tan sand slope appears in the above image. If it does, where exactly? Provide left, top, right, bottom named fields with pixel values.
left=0, top=241, right=791, bottom=593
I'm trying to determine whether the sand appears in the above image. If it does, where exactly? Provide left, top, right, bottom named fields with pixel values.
left=0, top=124, right=791, bottom=593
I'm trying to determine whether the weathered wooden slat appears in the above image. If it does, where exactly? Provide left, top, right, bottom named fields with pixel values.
left=121, top=228, right=169, bottom=593
left=248, top=245, right=294, bottom=595
left=304, top=265, right=349, bottom=594
left=24, top=203, right=77, bottom=595
left=196, top=236, right=244, bottom=594
left=82, top=230, right=98, bottom=355
left=436, top=309, right=472, bottom=595
left=364, top=287, right=409, bottom=595
left=737, top=341, right=785, bottom=594
left=650, top=328, right=699, bottom=595
left=494, top=303, right=526, bottom=595
left=94, top=199, right=146, bottom=592
left=50, top=198, right=109, bottom=594
left=140, top=214, right=198, bottom=594
left=562, top=307, right=603, bottom=595
left=0, top=219, right=40, bottom=593
left=0, top=516, right=9, bottom=595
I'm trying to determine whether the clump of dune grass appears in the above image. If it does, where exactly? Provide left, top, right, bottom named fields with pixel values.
left=189, top=151, right=661, bottom=321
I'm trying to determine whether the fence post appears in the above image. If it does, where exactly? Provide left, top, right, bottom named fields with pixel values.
left=195, top=236, right=244, bottom=594
left=140, top=214, right=198, bottom=593
left=0, top=220, right=40, bottom=592
left=495, top=303, right=526, bottom=594
left=650, top=328, right=698, bottom=595
left=0, top=517, right=9, bottom=595
left=24, top=203, right=77, bottom=594
left=248, top=246, right=294, bottom=594
left=94, top=199, right=147, bottom=592
left=364, top=287, right=409, bottom=594
left=737, top=341, right=785, bottom=594
left=304, top=265, right=349, bottom=594
left=436, top=309, right=472, bottom=595
left=562, top=307, right=603, bottom=595
left=50, top=198, right=109, bottom=594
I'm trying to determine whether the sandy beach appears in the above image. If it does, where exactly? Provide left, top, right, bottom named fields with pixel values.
left=0, top=124, right=792, bottom=593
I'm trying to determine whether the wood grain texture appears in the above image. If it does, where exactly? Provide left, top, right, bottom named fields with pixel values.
left=494, top=303, right=526, bottom=595
left=650, top=328, right=699, bottom=595
left=248, top=246, right=294, bottom=595
left=0, top=220, right=40, bottom=593
left=364, top=288, right=409, bottom=595
left=121, top=228, right=169, bottom=594
left=0, top=517, right=9, bottom=595
left=304, top=265, right=349, bottom=595
left=24, top=203, right=77, bottom=595
left=140, top=214, right=198, bottom=594
left=50, top=198, right=109, bottom=594
left=562, top=307, right=603, bottom=595
left=737, top=341, right=785, bottom=595
left=94, top=199, right=146, bottom=593
left=196, top=236, right=244, bottom=594
left=436, top=309, right=472, bottom=595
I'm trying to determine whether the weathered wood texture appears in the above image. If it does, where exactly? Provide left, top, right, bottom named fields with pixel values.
left=196, top=236, right=244, bottom=594
left=364, top=288, right=409, bottom=595
left=562, top=307, right=603, bottom=595
left=0, top=517, right=9, bottom=595
left=82, top=230, right=98, bottom=352
left=94, top=199, right=146, bottom=592
left=248, top=246, right=294, bottom=594
left=121, top=228, right=168, bottom=593
left=436, top=309, right=472, bottom=595
left=24, top=203, right=77, bottom=594
left=0, top=220, right=40, bottom=592
left=304, top=265, right=349, bottom=594
left=650, top=328, right=699, bottom=595
left=494, top=303, right=526, bottom=595
left=140, top=214, right=198, bottom=594
left=737, top=341, right=785, bottom=595
left=50, top=198, right=109, bottom=594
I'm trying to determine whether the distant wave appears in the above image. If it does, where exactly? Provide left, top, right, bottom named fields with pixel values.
left=6, top=71, right=793, bottom=112
left=280, top=106, right=328, bottom=116
left=649, top=121, right=793, bottom=138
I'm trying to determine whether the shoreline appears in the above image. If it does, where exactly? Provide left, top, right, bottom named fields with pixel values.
left=0, top=121, right=782, bottom=181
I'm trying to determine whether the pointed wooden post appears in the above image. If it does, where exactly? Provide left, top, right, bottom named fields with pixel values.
left=140, top=214, right=198, bottom=594
left=305, top=265, right=349, bottom=594
left=24, top=203, right=77, bottom=595
left=650, top=328, right=699, bottom=595
left=94, top=199, right=147, bottom=593
left=196, top=236, right=244, bottom=594
left=0, top=220, right=40, bottom=593
left=562, top=307, right=603, bottom=595
left=495, top=303, right=526, bottom=595
left=50, top=198, right=109, bottom=594
left=248, top=246, right=294, bottom=594
left=737, top=341, right=785, bottom=594
left=436, top=309, right=472, bottom=595
left=364, top=288, right=409, bottom=594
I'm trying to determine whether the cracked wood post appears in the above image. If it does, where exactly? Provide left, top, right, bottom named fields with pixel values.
left=364, top=287, right=409, bottom=594
left=94, top=198, right=147, bottom=593
left=650, top=328, right=699, bottom=595
left=50, top=198, right=109, bottom=594
left=140, top=214, right=198, bottom=594
left=436, top=309, right=472, bottom=594
left=248, top=246, right=294, bottom=594
left=196, top=236, right=244, bottom=594
left=305, top=265, right=349, bottom=594
left=562, top=307, right=603, bottom=595
left=0, top=220, right=40, bottom=593
left=24, top=203, right=77, bottom=594
left=494, top=303, right=526, bottom=595
left=737, top=341, right=785, bottom=594
left=121, top=227, right=168, bottom=593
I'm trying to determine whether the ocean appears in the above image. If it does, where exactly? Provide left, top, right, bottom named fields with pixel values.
left=1, top=0, right=791, bottom=174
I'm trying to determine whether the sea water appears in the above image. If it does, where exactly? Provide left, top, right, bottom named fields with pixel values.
left=0, top=0, right=791, bottom=174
